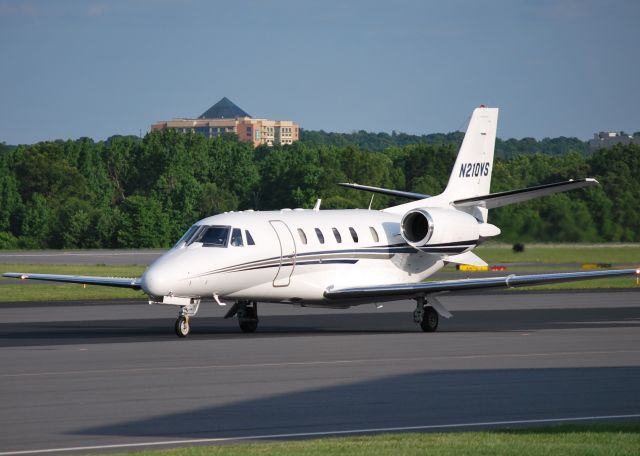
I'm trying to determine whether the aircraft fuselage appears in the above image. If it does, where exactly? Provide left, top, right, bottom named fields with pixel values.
left=141, top=209, right=444, bottom=305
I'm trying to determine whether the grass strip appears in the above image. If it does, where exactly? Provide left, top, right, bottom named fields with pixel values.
left=0, top=263, right=145, bottom=276
left=0, top=264, right=146, bottom=301
left=109, top=422, right=640, bottom=456
left=0, top=243, right=638, bottom=302
left=0, top=284, right=145, bottom=301
left=516, top=276, right=637, bottom=290
left=477, top=244, right=640, bottom=264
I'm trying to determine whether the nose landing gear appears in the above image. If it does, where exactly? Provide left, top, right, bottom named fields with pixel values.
left=175, top=316, right=190, bottom=337
left=174, top=299, right=200, bottom=338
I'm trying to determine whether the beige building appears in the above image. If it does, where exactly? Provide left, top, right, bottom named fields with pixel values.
left=588, top=131, right=640, bottom=151
left=151, top=97, right=299, bottom=147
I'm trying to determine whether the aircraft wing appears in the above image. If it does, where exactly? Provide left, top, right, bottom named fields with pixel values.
left=453, top=178, right=598, bottom=209
left=338, top=183, right=430, bottom=200
left=324, top=268, right=638, bottom=300
left=3, top=272, right=142, bottom=289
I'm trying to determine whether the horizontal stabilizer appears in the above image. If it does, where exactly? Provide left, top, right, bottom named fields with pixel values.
left=444, top=251, right=487, bottom=267
left=3, top=272, right=142, bottom=289
left=325, top=268, right=639, bottom=300
left=339, top=183, right=430, bottom=200
left=453, top=178, right=598, bottom=209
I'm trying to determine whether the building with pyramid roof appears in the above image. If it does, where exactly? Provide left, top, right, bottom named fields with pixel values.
left=151, top=97, right=299, bottom=147
left=198, top=97, right=252, bottom=119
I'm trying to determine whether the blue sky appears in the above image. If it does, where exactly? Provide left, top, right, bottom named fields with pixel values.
left=1, top=0, right=638, bottom=144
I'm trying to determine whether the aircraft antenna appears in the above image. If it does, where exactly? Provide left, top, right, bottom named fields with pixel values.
left=368, top=194, right=375, bottom=210
left=313, top=199, right=322, bottom=211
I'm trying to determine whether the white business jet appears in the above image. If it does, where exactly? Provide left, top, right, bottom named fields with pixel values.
left=5, top=106, right=638, bottom=337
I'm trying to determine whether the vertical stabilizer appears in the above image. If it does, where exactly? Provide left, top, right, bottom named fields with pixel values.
left=383, top=106, right=499, bottom=215
left=442, top=106, right=498, bottom=201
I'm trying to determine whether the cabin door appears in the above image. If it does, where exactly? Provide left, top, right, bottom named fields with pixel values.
left=269, top=220, right=296, bottom=287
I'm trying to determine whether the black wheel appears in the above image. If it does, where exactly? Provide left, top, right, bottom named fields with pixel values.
left=239, top=320, right=258, bottom=333
left=419, top=306, right=438, bottom=332
left=243, top=303, right=257, bottom=319
left=238, top=302, right=258, bottom=333
left=175, top=316, right=190, bottom=338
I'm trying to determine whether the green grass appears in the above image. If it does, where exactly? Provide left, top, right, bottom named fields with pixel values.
left=441, top=264, right=639, bottom=290
left=465, top=244, right=640, bottom=290
left=110, top=423, right=640, bottom=456
left=516, top=276, right=638, bottom=291
left=476, top=243, right=640, bottom=264
left=0, top=263, right=145, bottom=276
left=1, top=244, right=639, bottom=302
left=0, top=263, right=146, bottom=302
left=0, top=284, right=145, bottom=301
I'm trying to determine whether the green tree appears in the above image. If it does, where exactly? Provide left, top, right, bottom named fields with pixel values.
left=0, top=231, right=18, bottom=249
left=0, top=175, right=22, bottom=233
left=14, top=142, right=88, bottom=202
left=199, top=182, right=239, bottom=216
left=116, top=196, right=170, bottom=248
left=19, top=193, right=52, bottom=248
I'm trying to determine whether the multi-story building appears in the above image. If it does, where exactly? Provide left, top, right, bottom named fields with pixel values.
left=589, top=131, right=640, bottom=151
left=151, top=97, right=299, bottom=147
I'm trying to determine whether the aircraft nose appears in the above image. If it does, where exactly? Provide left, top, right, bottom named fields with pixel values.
left=141, top=265, right=171, bottom=297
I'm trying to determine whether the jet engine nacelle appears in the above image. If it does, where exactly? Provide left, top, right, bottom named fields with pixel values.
left=400, top=207, right=480, bottom=255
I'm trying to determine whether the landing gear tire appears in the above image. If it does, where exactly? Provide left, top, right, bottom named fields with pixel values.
left=175, top=316, right=190, bottom=338
left=420, top=306, right=439, bottom=332
left=237, top=301, right=259, bottom=333
left=239, top=320, right=258, bottom=333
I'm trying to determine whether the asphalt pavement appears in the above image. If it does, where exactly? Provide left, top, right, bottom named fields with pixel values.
left=0, top=291, right=639, bottom=454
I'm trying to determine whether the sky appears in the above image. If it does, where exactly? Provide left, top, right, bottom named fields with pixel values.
left=0, top=0, right=638, bottom=144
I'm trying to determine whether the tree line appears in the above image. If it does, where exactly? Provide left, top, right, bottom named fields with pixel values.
left=0, top=130, right=638, bottom=249
left=301, top=129, right=589, bottom=158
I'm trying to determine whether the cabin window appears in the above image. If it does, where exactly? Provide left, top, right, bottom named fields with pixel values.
left=230, top=228, right=243, bottom=246
left=332, top=227, right=342, bottom=243
left=191, top=225, right=230, bottom=247
left=349, top=227, right=359, bottom=243
left=315, top=228, right=325, bottom=244
left=370, top=226, right=379, bottom=242
left=297, top=228, right=308, bottom=245
left=245, top=230, right=255, bottom=245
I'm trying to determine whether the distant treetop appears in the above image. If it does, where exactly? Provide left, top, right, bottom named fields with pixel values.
left=299, top=129, right=588, bottom=157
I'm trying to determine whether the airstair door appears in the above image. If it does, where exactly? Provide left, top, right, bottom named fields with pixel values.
left=269, top=220, right=296, bottom=287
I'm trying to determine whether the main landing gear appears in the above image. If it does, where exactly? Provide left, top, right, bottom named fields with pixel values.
left=224, top=300, right=259, bottom=333
left=414, top=296, right=438, bottom=332
left=169, top=298, right=259, bottom=337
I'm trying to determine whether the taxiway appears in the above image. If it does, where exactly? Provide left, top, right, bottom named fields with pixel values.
left=0, top=291, right=639, bottom=454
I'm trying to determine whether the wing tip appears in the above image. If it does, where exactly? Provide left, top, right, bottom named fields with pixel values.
left=2, top=272, right=24, bottom=279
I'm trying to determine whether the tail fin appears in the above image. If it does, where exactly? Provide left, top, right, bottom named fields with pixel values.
left=383, top=106, right=499, bottom=215
left=441, top=106, right=498, bottom=201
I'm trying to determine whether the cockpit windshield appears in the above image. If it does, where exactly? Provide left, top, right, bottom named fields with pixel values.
left=173, top=225, right=199, bottom=248
left=197, top=226, right=230, bottom=246
left=174, top=225, right=231, bottom=248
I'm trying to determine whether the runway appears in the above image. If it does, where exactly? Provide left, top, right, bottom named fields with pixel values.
left=0, top=291, right=639, bottom=454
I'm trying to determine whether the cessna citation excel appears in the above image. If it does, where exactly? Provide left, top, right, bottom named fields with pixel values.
left=5, top=106, right=639, bottom=337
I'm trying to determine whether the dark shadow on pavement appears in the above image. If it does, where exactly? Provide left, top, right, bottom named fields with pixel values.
left=0, top=307, right=639, bottom=347
left=74, top=366, right=640, bottom=440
